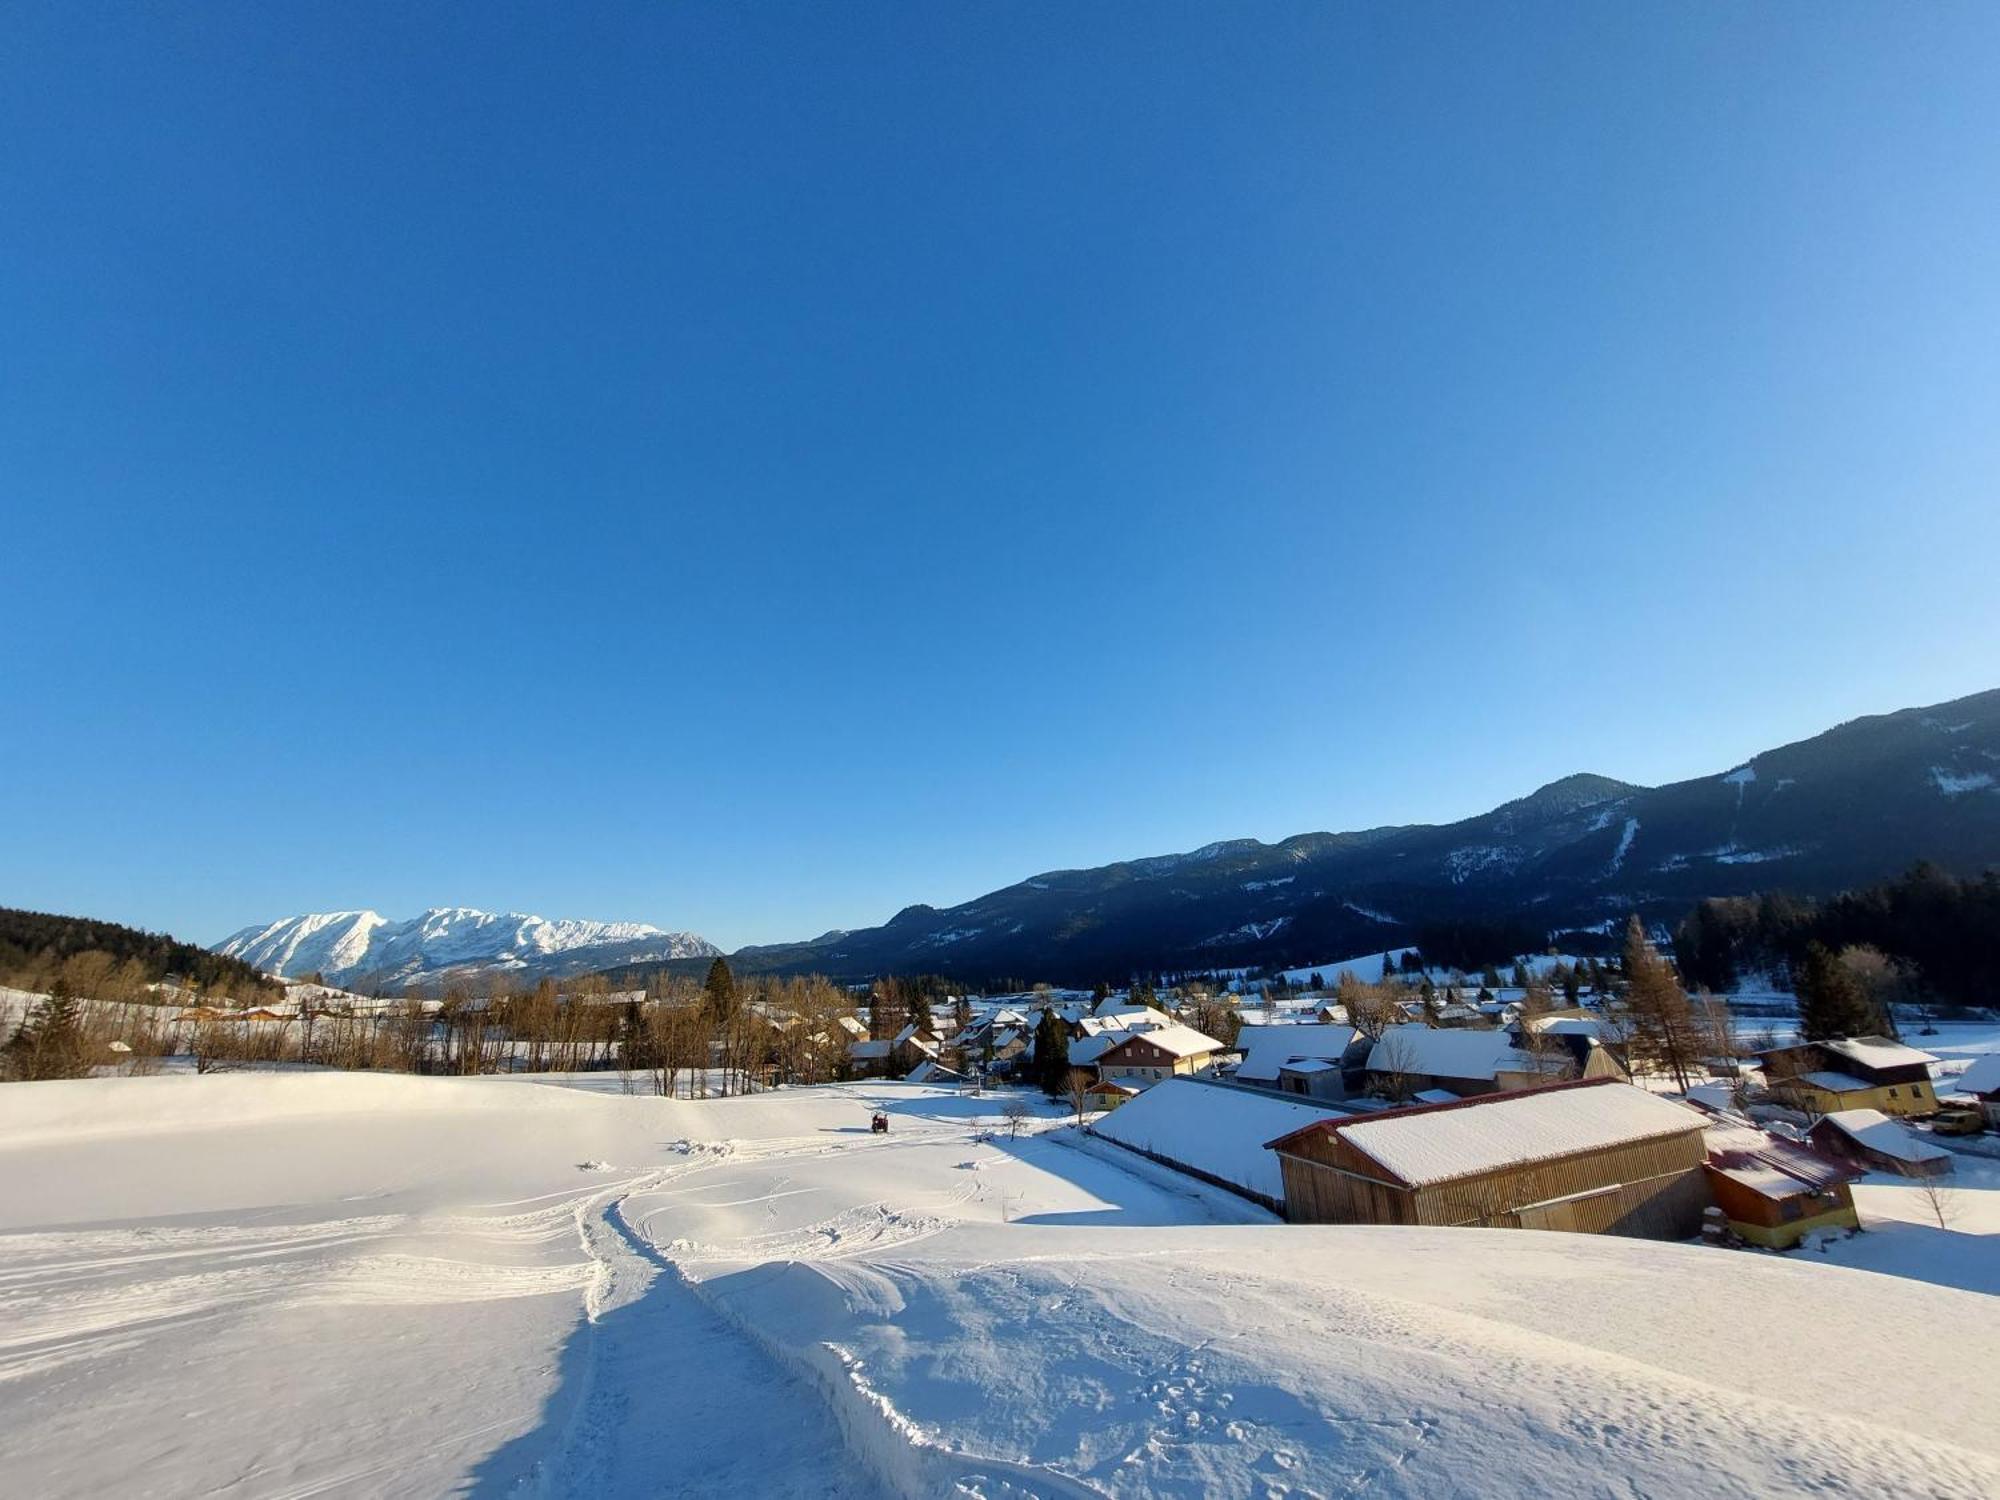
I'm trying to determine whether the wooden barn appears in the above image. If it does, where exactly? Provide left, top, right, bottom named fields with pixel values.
left=1265, top=1078, right=1711, bottom=1238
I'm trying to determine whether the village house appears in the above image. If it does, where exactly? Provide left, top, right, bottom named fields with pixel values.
left=1067, top=1009, right=1174, bottom=1073
left=1806, top=1108, right=1955, bottom=1179
left=889, top=1020, right=938, bottom=1076
left=846, top=1037, right=894, bottom=1078
left=1094, top=1024, right=1227, bottom=1089
left=1232, top=1023, right=1363, bottom=1099
left=1265, top=1078, right=1712, bottom=1236
left=1949, top=1054, right=2000, bottom=1131
left=1364, top=1022, right=1620, bottom=1100
left=1755, top=1037, right=1940, bottom=1117
left=1083, top=1078, right=1139, bottom=1112
left=1702, top=1119, right=1862, bottom=1249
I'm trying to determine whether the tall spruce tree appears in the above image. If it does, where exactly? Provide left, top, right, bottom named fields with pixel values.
left=701, top=957, right=738, bottom=1027
left=1033, top=1008, right=1070, bottom=1097
left=4, top=979, right=89, bottom=1082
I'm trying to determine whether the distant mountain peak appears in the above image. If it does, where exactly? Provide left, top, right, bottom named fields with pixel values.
left=215, top=907, right=719, bottom=985
left=1512, top=772, right=1638, bottom=812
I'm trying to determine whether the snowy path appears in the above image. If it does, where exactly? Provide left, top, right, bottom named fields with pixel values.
left=469, top=1172, right=885, bottom=1498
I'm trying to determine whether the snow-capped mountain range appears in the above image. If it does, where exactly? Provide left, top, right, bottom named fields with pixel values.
left=215, top=908, right=718, bottom=987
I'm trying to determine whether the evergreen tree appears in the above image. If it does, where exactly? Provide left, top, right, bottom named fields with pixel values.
left=1032, top=1008, right=1070, bottom=1097
left=1559, top=962, right=1582, bottom=1007
left=702, top=957, right=738, bottom=1027
left=1795, top=941, right=1881, bottom=1041
left=4, top=978, right=89, bottom=1081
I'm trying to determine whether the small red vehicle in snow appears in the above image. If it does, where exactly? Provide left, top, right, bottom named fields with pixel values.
left=870, top=1112, right=889, bottom=1134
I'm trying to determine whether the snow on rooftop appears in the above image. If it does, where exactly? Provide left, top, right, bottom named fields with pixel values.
left=1068, top=1033, right=1122, bottom=1067
left=1320, top=1082, right=1705, bottom=1188
left=1796, top=1070, right=1876, bottom=1094
left=1817, top=1109, right=1953, bottom=1164
left=1101, top=1023, right=1226, bottom=1060
left=1956, top=1054, right=2000, bottom=1095
left=1280, top=1058, right=1340, bottom=1075
left=1821, top=1036, right=1939, bottom=1072
left=1366, top=1022, right=1532, bottom=1082
left=1704, top=1121, right=1857, bottom=1194
left=1092, top=1078, right=1349, bottom=1202
left=1233, top=1023, right=1358, bottom=1083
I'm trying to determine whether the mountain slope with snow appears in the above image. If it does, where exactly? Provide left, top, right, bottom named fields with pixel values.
left=216, top=907, right=718, bottom=985
left=716, top=685, right=2000, bottom=983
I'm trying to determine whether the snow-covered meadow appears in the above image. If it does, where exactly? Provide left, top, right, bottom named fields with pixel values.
left=3, top=1072, right=1998, bottom=1498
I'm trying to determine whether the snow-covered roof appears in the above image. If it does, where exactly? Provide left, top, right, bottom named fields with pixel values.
left=1282, top=1080, right=1706, bottom=1189
left=1079, top=1007, right=1172, bottom=1035
left=848, top=1039, right=892, bottom=1060
left=1069, top=1033, right=1122, bottom=1067
left=1412, top=1088, right=1460, bottom=1105
left=1815, top=1109, right=1952, bottom=1165
left=1529, top=1017, right=1625, bottom=1043
left=1820, top=1036, right=1938, bottom=1072
left=1093, top=1078, right=1349, bottom=1203
left=1234, top=1023, right=1358, bottom=1083
left=1704, top=1121, right=1858, bottom=1195
left=1280, top=1058, right=1340, bottom=1075
left=1955, top=1054, right=2000, bottom=1096
left=1365, top=1023, right=1532, bottom=1082
left=1683, top=1082, right=1737, bottom=1113
left=1099, top=1024, right=1226, bottom=1061
left=1794, top=1070, right=1875, bottom=1094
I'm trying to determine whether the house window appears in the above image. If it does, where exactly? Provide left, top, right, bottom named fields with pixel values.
left=1888, top=1088, right=1898, bottom=1098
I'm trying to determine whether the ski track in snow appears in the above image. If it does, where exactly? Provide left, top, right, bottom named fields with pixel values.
left=9, top=1077, right=2000, bottom=1499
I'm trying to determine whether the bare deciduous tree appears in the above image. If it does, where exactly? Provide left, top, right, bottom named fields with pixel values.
left=1000, top=1095, right=1031, bottom=1140
left=1065, top=1068, right=1094, bottom=1125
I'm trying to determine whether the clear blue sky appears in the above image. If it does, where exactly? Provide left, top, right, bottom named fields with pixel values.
left=4, top=4, right=1998, bottom=950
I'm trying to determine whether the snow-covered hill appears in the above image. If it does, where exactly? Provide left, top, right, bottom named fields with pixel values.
left=2, top=1073, right=1995, bottom=1497
left=215, top=907, right=718, bottom=985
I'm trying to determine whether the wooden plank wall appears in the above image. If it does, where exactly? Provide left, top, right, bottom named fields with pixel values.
left=1279, top=1127, right=1712, bottom=1239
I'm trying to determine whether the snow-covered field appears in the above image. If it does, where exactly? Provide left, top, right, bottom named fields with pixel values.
left=3, top=1073, right=1999, bottom=1498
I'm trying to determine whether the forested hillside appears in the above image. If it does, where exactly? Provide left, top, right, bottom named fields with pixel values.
left=0, top=908, right=278, bottom=1000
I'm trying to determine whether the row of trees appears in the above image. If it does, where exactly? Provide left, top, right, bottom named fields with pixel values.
left=1673, top=864, right=2000, bottom=1013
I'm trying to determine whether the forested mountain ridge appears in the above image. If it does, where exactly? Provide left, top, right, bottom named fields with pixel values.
left=714, top=687, right=2000, bottom=984
left=1, top=907, right=279, bottom=998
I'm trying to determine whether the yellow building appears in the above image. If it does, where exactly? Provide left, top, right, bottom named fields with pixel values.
left=1756, top=1037, right=1939, bottom=1119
